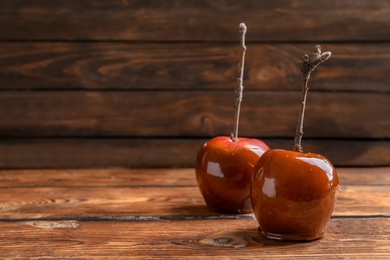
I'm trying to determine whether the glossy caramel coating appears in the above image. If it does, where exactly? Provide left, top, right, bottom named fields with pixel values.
left=251, top=149, right=339, bottom=240
left=196, top=136, right=269, bottom=213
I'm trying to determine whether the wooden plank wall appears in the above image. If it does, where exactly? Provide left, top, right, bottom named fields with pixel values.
left=0, top=0, right=389, bottom=168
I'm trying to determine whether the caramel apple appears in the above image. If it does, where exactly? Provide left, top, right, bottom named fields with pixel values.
left=251, top=45, right=339, bottom=240
left=196, top=23, right=269, bottom=213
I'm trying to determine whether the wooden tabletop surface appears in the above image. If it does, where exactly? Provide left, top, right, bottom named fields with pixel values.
left=0, top=167, right=389, bottom=258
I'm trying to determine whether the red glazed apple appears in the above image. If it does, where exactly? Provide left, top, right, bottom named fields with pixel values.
left=196, top=23, right=269, bottom=213
left=196, top=136, right=269, bottom=213
left=251, top=45, right=339, bottom=240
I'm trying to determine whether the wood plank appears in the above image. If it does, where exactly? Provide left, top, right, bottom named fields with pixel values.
left=0, top=184, right=388, bottom=219
left=0, top=138, right=388, bottom=168
left=1, top=167, right=388, bottom=188
left=0, top=1, right=389, bottom=41
left=0, top=42, right=389, bottom=92
left=0, top=91, right=388, bottom=138
left=0, top=166, right=387, bottom=257
left=337, top=167, right=390, bottom=185
left=0, top=168, right=199, bottom=188
left=0, top=218, right=388, bottom=258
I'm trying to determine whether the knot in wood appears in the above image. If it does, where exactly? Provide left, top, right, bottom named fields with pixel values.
left=212, top=237, right=237, bottom=245
left=200, top=235, right=248, bottom=248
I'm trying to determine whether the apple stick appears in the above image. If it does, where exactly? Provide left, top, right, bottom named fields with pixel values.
left=231, top=23, right=247, bottom=142
left=293, top=45, right=331, bottom=152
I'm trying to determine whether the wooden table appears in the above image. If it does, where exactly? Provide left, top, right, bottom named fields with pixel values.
left=1, top=167, right=389, bottom=258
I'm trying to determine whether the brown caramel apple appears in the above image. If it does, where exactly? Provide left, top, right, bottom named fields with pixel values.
left=251, top=149, right=339, bottom=240
left=250, top=45, right=339, bottom=240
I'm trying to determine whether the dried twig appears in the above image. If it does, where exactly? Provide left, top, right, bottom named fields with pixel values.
left=293, top=45, right=331, bottom=152
left=231, top=23, right=247, bottom=142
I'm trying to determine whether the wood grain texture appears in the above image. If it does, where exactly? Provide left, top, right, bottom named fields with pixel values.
left=0, top=185, right=388, bottom=219
left=0, top=91, right=388, bottom=138
left=0, top=43, right=389, bottom=92
left=0, top=1, right=389, bottom=169
left=0, top=167, right=388, bottom=258
left=0, top=0, right=389, bottom=41
left=0, top=138, right=388, bottom=168
left=0, top=168, right=199, bottom=188
left=1, top=167, right=388, bottom=187
left=0, top=218, right=389, bottom=258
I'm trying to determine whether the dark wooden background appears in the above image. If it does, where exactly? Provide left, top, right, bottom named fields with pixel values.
left=0, top=0, right=389, bottom=168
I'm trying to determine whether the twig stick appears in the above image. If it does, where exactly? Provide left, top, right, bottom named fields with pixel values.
left=293, top=45, right=331, bottom=152
left=231, top=23, right=247, bottom=142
